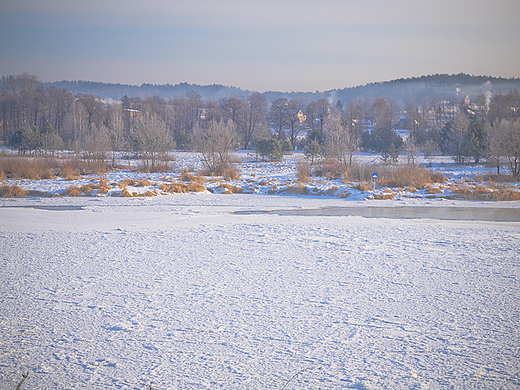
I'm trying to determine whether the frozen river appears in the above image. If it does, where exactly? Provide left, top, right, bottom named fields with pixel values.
left=1, top=195, right=519, bottom=389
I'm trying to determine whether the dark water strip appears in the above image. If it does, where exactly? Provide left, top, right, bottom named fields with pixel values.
left=235, top=206, right=520, bottom=222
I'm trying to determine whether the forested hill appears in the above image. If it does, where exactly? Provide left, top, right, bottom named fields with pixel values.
left=329, top=74, right=520, bottom=105
left=44, top=74, right=520, bottom=104
left=45, top=80, right=251, bottom=101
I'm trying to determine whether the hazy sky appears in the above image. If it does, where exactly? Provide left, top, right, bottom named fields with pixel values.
left=1, top=0, right=519, bottom=92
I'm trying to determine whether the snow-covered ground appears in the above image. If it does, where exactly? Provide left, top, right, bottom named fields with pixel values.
left=1, top=151, right=520, bottom=389
left=2, top=151, right=519, bottom=201
left=1, top=193, right=520, bottom=389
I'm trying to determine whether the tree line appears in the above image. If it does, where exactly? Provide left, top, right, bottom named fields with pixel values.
left=1, top=73, right=520, bottom=176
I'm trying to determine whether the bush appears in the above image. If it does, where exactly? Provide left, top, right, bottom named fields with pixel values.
left=0, top=156, right=57, bottom=180
left=296, top=160, right=311, bottom=182
left=378, top=166, right=433, bottom=189
left=344, top=164, right=447, bottom=189
left=178, top=169, right=204, bottom=183
left=304, top=141, right=321, bottom=164
left=313, top=159, right=346, bottom=179
left=254, top=138, right=282, bottom=161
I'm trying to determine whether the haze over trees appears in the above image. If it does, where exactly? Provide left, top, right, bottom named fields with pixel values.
left=1, top=73, right=520, bottom=176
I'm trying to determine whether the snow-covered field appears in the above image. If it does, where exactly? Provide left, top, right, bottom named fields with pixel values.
left=1, top=152, right=520, bottom=389
left=1, top=193, right=520, bottom=390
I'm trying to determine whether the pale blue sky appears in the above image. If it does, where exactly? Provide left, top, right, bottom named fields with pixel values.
left=1, top=0, right=519, bottom=92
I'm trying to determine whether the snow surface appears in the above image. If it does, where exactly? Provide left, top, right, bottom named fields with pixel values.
left=1, top=194, right=520, bottom=389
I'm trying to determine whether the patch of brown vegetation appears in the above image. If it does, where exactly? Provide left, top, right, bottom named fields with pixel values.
left=276, top=184, right=310, bottom=195
left=354, top=182, right=374, bottom=192
left=0, top=184, right=27, bottom=198
left=159, top=182, right=207, bottom=194
left=215, top=183, right=243, bottom=194
left=426, top=185, right=443, bottom=194
left=0, top=156, right=57, bottom=180
left=62, top=185, right=82, bottom=197
left=373, top=192, right=398, bottom=200
left=178, top=169, right=205, bottom=183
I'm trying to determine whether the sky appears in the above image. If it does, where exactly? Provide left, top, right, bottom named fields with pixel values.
left=1, top=0, right=519, bottom=92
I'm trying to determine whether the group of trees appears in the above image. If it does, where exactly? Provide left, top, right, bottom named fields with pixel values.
left=1, top=73, right=520, bottom=176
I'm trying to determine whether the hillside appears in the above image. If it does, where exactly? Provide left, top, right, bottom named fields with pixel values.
left=44, top=73, right=520, bottom=104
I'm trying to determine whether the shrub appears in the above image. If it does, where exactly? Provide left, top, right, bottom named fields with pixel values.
left=0, top=156, right=57, bottom=180
left=136, top=161, right=171, bottom=173
left=296, top=160, right=311, bottom=182
left=304, top=141, right=321, bottom=164
left=222, top=164, right=241, bottom=181
left=59, top=160, right=79, bottom=180
left=254, top=138, right=282, bottom=161
left=430, top=172, right=448, bottom=183
left=313, top=159, right=346, bottom=179
left=378, top=166, right=432, bottom=189
left=178, top=169, right=204, bottom=183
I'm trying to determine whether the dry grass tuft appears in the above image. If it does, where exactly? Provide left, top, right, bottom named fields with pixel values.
left=277, top=184, right=310, bottom=195
left=373, top=192, right=398, bottom=200
left=118, top=179, right=136, bottom=188
left=325, top=186, right=339, bottom=196
left=449, top=183, right=520, bottom=201
left=492, top=189, right=520, bottom=201
left=378, top=166, right=434, bottom=189
left=134, top=178, right=152, bottom=187
left=120, top=187, right=133, bottom=197
left=63, top=185, right=82, bottom=197
left=178, top=169, right=205, bottom=183
left=159, top=182, right=207, bottom=194
left=0, top=184, right=27, bottom=198
left=355, top=182, right=374, bottom=192
left=134, top=190, right=158, bottom=197
left=215, top=183, right=243, bottom=194
left=59, top=160, right=79, bottom=180
left=426, top=185, right=443, bottom=194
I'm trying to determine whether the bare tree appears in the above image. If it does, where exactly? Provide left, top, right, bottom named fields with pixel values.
left=269, top=98, right=289, bottom=141
left=503, top=118, right=520, bottom=176
left=131, top=113, right=174, bottom=170
left=323, top=111, right=358, bottom=165
left=192, top=119, right=238, bottom=175
left=484, top=121, right=505, bottom=175
left=315, top=98, right=331, bottom=133
left=285, top=100, right=303, bottom=149
left=239, top=93, right=267, bottom=149
left=107, top=103, right=126, bottom=166
left=447, top=111, right=470, bottom=164
left=84, top=122, right=110, bottom=163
